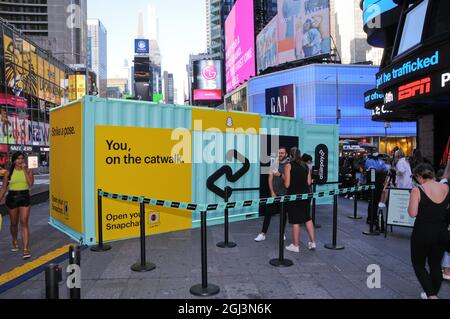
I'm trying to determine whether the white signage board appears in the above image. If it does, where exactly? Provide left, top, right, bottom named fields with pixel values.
left=387, top=188, right=415, bottom=228
left=28, top=156, right=39, bottom=169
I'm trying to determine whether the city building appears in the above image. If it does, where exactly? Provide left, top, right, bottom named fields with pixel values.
left=145, top=5, right=163, bottom=101
left=87, top=19, right=107, bottom=97
left=0, top=17, right=72, bottom=166
left=107, top=78, right=129, bottom=99
left=254, top=0, right=278, bottom=34
left=0, top=0, right=88, bottom=66
left=164, top=71, right=174, bottom=104
left=233, top=63, right=416, bottom=153
left=333, top=0, right=384, bottom=65
left=363, top=0, right=450, bottom=167
left=130, top=66, right=135, bottom=97
left=110, top=59, right=132, bottom=95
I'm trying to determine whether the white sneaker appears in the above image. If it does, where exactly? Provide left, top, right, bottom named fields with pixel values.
left=254, top=233, right=266, bottom=242
left=420, top=292, right=428, bottom=299
left=285, top=244, right=299, bottom=253
left=308, top=242, right=317, bottom=250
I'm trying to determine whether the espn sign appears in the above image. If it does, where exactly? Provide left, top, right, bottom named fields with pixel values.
left=398, top=77, right=431, bottom=101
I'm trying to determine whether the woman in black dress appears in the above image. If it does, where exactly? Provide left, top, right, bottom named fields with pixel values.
left=282, top=147, right=316, bottom=253
left=408, top=163, right=450, bottom=299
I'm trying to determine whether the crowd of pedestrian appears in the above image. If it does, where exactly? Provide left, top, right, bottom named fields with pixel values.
left=338, top=147, right=450, bottom=299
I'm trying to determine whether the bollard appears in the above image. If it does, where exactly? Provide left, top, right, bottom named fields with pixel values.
left=311, top=182, right=322, bottom=229
left=90, top=190, right=112, bottom=252
left=324, top=194, right=345, bottom=250
left=217, top=188, right=237, bottom=248
left=131, top=201, right=156, bottom=272
left=270, top=201, right=293, bottom=267
left=190, top=211, right=220, bottom=297
left=348, top=189, right=362, bottom=220
left=363, top=185, right=380, bottom=236
left=68, top=245, right=81, bottom=299
left=45, top=263, right=61, bottom=299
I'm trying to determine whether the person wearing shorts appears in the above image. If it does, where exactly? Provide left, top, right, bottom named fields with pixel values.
left=0, top=152, right=34, bottom=259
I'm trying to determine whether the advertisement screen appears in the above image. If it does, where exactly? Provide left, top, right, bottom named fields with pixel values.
left=135, top=39, right=150, bottom=54
left=193, top=89, right=222, bottom=101
left=256, top=0, right=331, bottom=72
left=225, top=0, right=256, bottom=94
left=257, top=17, right=278, bottom=73
left=193, top=60, right=222, bottom=101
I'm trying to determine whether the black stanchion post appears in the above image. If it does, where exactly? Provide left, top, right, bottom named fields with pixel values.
left=45, top=263, right=61, bottom=299
left=311, top=182, right=322, bottom=228
left=325, top=195, right=345, bottom=250
left=68, top=245, right=81, bottom=299
left=131, top=201, right=156, bottom=272
left=91, top=189, right=112, bottom=252
left=190, top=211, right=220, bottom=296
left=217, top=188, right=236, bottom=248
left=363, top=184, right=380, bottom=236
left=270, top=201, right=293, bottom=267
left=348, top=186, right=362, bottom=220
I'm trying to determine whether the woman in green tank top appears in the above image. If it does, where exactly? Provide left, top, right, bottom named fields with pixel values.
left=0, top=152, right=34, bottom=259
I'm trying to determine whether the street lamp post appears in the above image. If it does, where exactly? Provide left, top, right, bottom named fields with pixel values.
left=324, top=72, right=341, bottom=125
left=336, top=67, right=340, bottom=125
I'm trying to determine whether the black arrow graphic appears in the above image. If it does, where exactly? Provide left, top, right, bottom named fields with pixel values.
left=206, top=149, right=251, bottom=200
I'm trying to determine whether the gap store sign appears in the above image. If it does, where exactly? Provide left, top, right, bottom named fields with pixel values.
left=265, top=84, right=295, bottom=118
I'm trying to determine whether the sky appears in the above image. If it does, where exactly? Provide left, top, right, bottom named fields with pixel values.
left=87, top=0, right=207, bottom=104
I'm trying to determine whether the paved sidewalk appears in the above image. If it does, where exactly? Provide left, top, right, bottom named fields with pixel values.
left=1, top=197, right=449, bottom=299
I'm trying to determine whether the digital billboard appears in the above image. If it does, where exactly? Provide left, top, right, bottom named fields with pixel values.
left=2, top=34, right=66, bottom=106
left=225, top=0, right=256, bottom=94
left=256, top=0, right=331, bottom=72
left=193, top=60, right=222, bottom=101
left=135, top=39, right=150, bottom=55
left=257, top=17, right=278, bottom=72
left=363, top=0, right=398, bottom=26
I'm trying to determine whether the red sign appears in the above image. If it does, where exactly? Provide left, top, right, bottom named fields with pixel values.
left=398, top=77, right=431, bottom=101
left=0, top=93, right=27, bottom=108
left=193, top=89, right=222, bottom=101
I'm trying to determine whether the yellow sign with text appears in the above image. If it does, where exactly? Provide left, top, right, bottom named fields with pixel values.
left=50, top=102, right=83, bottom=233
left=95, top=126, right=192, bottom=241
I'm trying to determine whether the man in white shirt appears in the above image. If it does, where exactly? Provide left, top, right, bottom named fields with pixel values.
left=395, top=149, right=413, bottom=189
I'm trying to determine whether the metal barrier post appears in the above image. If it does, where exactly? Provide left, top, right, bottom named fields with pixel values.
left=270, top=201, right=293, bottom=267
left=217, top=188, right=236, bottom=248
left=68, top=245, right=81, bottom=299
left=190, top=211, right=220, bottom=297
left=324, top=194, right=345, bottom=250
left=363, top=184, right=380, bottom=236
left=311, top=182, right=321, bottom=228
left=131, top=201, right=156, bottom=272
left=91, top=190, right=112, bottom=252
left=45, top=263, right=61, bottom=299
left=348, top=187, right=362, bottom=220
